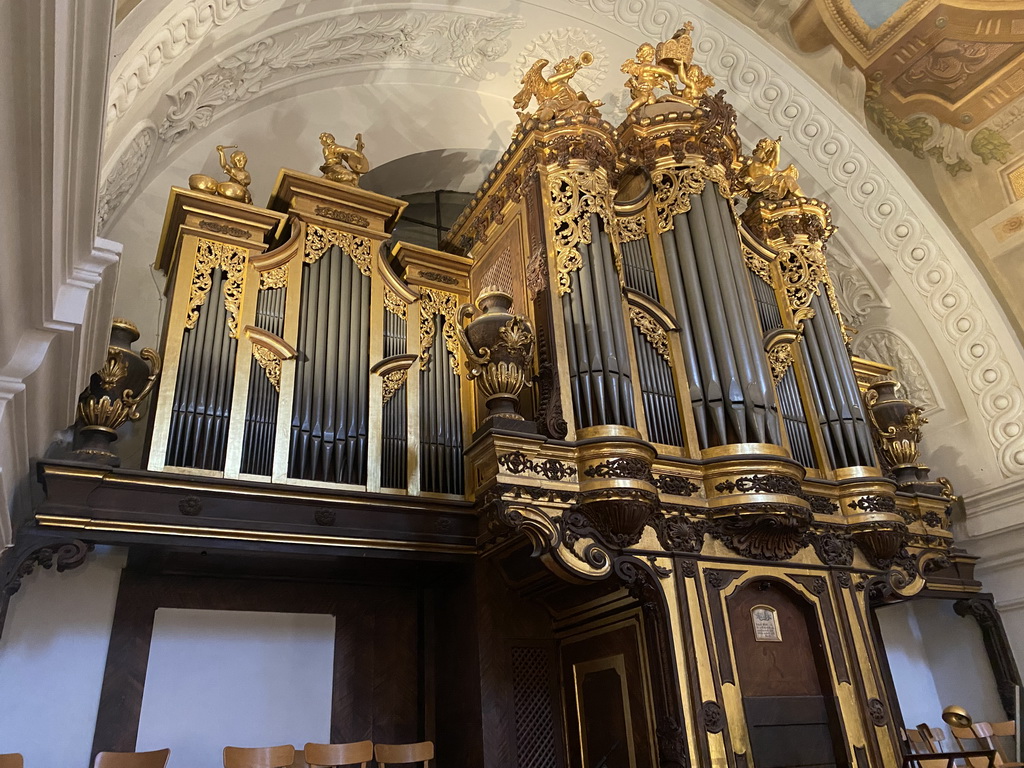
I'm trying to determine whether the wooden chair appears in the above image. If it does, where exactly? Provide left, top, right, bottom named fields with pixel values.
left=304, top=742, right=373, bottom=768
left=374, top=742, right=433, bottom=767
left=951, top=725, right=996, bottom=768
left=973, top=722, right=1023, bottom=767
left=905, top=727, right=951, bottom=768
left=93, top=749, right=171, bottom=768
left=0, top=754, right=23, bottom=768
left=223, top=746, right=295, bottom=768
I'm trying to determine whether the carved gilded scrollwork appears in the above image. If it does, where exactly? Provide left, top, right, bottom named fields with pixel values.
left=251, top=345, right=283, bottom=392
left=741, top=244, right=773, bottom=285
left=629, top=306, right=671, bottom=363
left=187, top=238, right=247, bottom=338
left=304, top=223, right=373, bottom=275
left=616, top=213, right=648, bottom=243
left=548, top=168, right=612, bottom=295
left=383, top=285, right=408, bottom=319
left=777, top=242, right=829, bottom=311
left=381, top=369, right=409, bottom=404
left=258, top=266, right=287, bottom=290
left=419, top=287, right=461, bottom=372
left=650, top=165, right=726, bottom=233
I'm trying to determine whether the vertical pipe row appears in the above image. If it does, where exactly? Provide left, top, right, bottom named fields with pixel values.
left=382, top=305, right=407, bottom=489
left=165, top=268, right=236, bottom=470
left=632, top=324, right=684, bottom=447
left=747, top=269, right=816, bottom=468
left=241, top=285, right=285, bottom=476
left=660, top=187, right=782, bottom=448
left=289, top=244, right=370, bottom=484
left=801, top=293, right=875, bottom=467
left=620, top=234, right=659, bottom=301
left=419, top=320, right=464, bottom=494
left=559, top=216, right=636, bottom=429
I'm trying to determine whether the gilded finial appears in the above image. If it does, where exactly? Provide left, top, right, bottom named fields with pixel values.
left=319, top=132, right=371, bottom=186
left=621, top=22, right=715, bottom=115
left=188, top=144, right=252, bottom=204
left=740, top=136, right=804, bottom=200
left=512, top=52, right=603, bottom=123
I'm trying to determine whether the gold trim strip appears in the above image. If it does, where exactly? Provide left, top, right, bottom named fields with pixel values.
left=36, top=514, right=476, bottom=554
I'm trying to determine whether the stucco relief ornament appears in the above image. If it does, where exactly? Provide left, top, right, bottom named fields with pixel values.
left=513, top=51, right=603, bottom=123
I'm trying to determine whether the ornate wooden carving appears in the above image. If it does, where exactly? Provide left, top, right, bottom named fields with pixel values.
left=954, top=595, right=1022, bottom=718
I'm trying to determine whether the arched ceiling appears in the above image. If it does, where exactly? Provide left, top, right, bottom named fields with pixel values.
left=100, top=0, right=1024, bottom=502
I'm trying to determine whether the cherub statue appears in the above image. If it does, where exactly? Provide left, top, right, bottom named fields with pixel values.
left=655, top=22, right=716, bottom=105
left=513, top=52, right=603, bottom=123
left=319, top=132, right=370, bottom=186
left=621, top=43, right=678, bottom=113
left=188, top=144, right=252, bottom=204
left=740, top=137, right=804, bottom=200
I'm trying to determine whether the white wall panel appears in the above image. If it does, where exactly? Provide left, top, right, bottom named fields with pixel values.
left=0, top=546, right=126, bottom=767
left=135, top=609, right=335, bottom=768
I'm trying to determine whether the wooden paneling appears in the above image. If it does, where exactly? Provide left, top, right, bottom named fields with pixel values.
left=91, top=558, right=431, bottom=762
left=727, top=580, right=847, bottom=768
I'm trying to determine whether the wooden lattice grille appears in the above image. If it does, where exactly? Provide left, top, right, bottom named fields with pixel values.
left=511, top=645, right=558, bottom=768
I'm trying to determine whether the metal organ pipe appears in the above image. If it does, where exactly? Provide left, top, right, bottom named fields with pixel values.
left=166, top=268, right=237, bottom=470
left=560, top=215, right=636, bottom=430
left=661, top=187, right=782, bottom=448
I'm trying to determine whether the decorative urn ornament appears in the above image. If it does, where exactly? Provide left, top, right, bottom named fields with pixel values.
left=865, top=378, right=931, bottom=487
left=71, top=319, right=162, bottom=465
left=456, top=288, right=535, bottom=427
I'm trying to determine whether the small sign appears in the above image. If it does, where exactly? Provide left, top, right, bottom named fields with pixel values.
left=751, top=605, right=782, bottom=642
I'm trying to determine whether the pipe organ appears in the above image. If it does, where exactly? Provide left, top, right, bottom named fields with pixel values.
left=34, top=22, right=1004, bottom=768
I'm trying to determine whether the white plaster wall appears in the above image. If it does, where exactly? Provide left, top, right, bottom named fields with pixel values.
left=135, top=609, right=335, bottom=768
left=876, top=599, right=1006, bottom=734
left=0, top=546, right=126, bottom=767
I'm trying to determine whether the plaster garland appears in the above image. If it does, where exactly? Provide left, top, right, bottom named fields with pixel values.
left=107, top=0, right=270, bottom=129
left=852, top=328, right=939, bottom=413
left=158, top=9, right=525, bottom=144
left=97, top=122, right=157, bottom=234
left=825, top=241, right=887, bottom=327
left=565, top=0, right=1024, bottom=477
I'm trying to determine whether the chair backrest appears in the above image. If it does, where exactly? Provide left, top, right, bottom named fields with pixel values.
left=304, top=742, right=373, bottom=768
left=94, top=749, right=171, bottom=768
left=0, top=754, right=24, bottom=768
left=223, top=746, right=296, bottom=768
left=917, top=723, right=947, bottom=753
left=972, top=723, right=1017, bottom=766
left=374, top=742, right=433, bottom=767
left=951, top=725, right=998, bottom=768
left=906, top=727, right=936, bottom=753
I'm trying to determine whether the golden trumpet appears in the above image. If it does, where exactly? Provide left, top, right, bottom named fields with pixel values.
left=579, top=51, right=594, bottom=66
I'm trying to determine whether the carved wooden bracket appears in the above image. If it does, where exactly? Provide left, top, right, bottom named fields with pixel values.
left=955, top=595, right=1023, bottom=719
left=0, top=531, right=93, bottom=638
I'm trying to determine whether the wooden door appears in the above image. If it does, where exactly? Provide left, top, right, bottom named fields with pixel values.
left=727, top=580, right=849, bottom=768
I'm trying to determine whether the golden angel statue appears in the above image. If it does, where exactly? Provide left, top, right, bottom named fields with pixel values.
left=513, top=52, right=603, bottom=123
left=621, top=22, right=716, bottom=114
left=188, top=144, right=253, bottom=204
left=621, top=43, right=678, bottom=113
left=319, top=132, right=370, bottom=186
left=740, top=137, right=804, bottom=200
